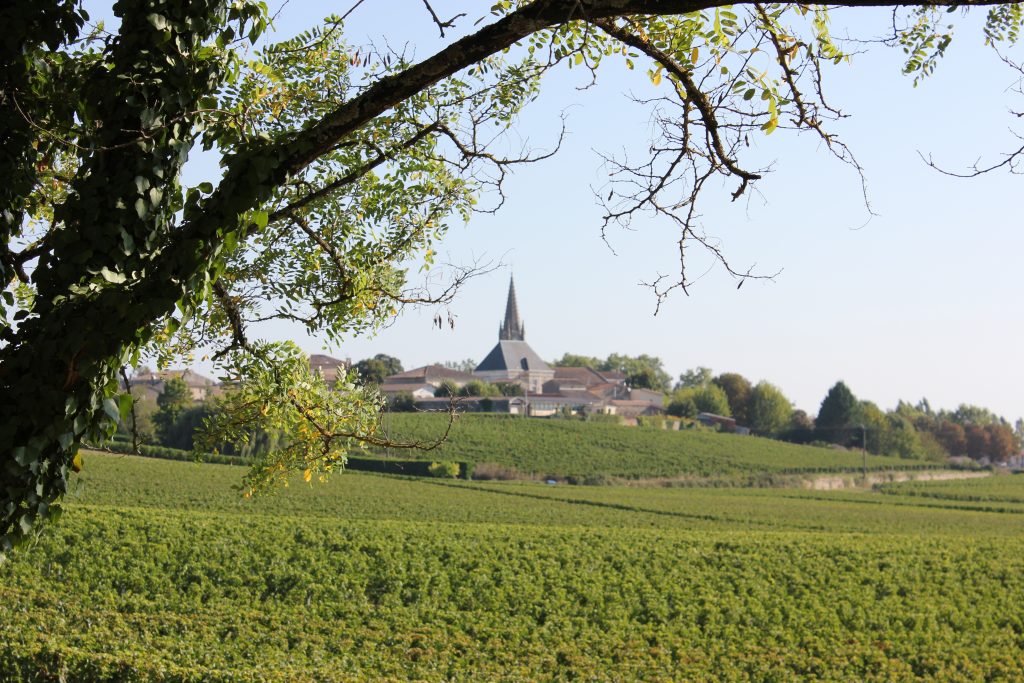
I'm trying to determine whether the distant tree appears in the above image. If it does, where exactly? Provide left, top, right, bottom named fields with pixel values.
left=986, top=422, right=1017, bottom=462
left=158, top=402, right=215, bottom=451
left=494, top=382, right=524, bottom=397
left=442, top=358, right=477, bottom=373
left=934, top=420, right=967, bottom=457
left=552, top=353, right=603, bottom=368
left=913, top=431, right=949, bottom=462
left=353, top=354, right=403, bottom=384
left=790, top=410, right=814, bottom=431
left=389, top=393, right=416, bottom=412
left=433, top=380, right=458, bottom=398
left=152, top=377, right=191, bottom=445
left=605, top=353, right=671, bottom=392
left=459, top=380, right=498, bottom=398
left=623, top=365, right=665, bottom=392
left=747, top=382, right=791, bottom=436
left=852, top=401, right=888, bottom=454
left=964, top=424, right=991, bottom=460
left=947, top=404, right=999, bottom=427
left=118, top=389, right=157, bottom=445
left=666, top=395, right=698, bottom=419
left=779, top=410, right=815, bottom=445
left=676, top=367, right=713, bottom=390
left=671, top=384, right=731, bottom=417
left=816, top=381, right=857, bottom=445
left=881, top=415, right=924, bottom=459
left=712, top=373, right=752, bottom=425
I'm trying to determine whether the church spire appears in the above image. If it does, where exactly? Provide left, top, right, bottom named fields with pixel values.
left=499, top=275, right=525, bottom=341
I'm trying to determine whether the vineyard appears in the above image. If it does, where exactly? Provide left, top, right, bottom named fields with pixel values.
left=878, top=472, right=1024, bottom=504
left=373, top=413, right=934, bottom=480
left=2, top=453, right=1023, bottom=681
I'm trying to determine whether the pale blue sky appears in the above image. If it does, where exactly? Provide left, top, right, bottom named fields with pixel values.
left=89, top=2, right=1024, bottom=420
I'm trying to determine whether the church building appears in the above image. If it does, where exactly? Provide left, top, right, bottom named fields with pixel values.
left=473, top=277, right=554, bottom=393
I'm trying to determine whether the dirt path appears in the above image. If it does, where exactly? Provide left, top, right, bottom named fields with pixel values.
left=803, top=469, right=991, bottom=491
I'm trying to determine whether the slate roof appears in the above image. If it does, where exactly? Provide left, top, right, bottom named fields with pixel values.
left=475, top=339, right=551, bottom=373
left=499, top=276, right=525, bottom=341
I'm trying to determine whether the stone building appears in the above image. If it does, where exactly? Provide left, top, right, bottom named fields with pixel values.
left=473, top=277, right=554, bottom=393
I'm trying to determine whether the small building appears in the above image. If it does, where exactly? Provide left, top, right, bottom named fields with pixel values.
left=696, top=412, right=738, bottom=431
left=309, top=354, right=351, bottom=385
left=383, top=364, right=476, bottom=390
left=378, top=382, right=436, bottom=399
left=131, top=368, right=216, bottom=401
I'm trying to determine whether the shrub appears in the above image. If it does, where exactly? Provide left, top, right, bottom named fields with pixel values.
left=428, top=461, right=461, bottom=478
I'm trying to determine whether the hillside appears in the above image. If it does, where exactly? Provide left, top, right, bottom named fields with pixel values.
left=2, top=453, right=1022, bottom=682
left=373, top=413, right=936, bottom=480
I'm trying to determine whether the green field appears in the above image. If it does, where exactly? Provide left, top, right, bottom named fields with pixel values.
left=2, top=453, right=1023, bottom=682
left=374, top=413, right=935, bottom=480
left=878, top=473, right=1024, bottom=504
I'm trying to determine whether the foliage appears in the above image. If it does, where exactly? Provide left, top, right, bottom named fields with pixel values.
left=152, top=377, right=191, bottom=446
left=871, top=414, right=918, bottom=459
left=676, top=366, right=713, bottom=390
left=158, top=403, right=214, bottom=451
left=458, top=379, right=499, bottom=398
left=671, top=383, right=731, bottom=418
left=666, top=394, right=698, bottom=419
left=712, top=373, right=752, bottom=424
left=117, top=389, right=157, bottom=444
left=852, top=401, right=888, bottom=454
left=746, top=381, right=791, bottom=436
left=4, top=0, right=1024, bottom=550
left=388, top=392, right=417, bottom=412
left=553, top=352, right=671, bottom=391
left=442, top=358, right=477, bottom=373
left=427, top=461, right=461, bottom=478
left=195, top=343, right=384, bottom=497
left=433, top=379, right=458, bottom=398
left=493, top=381, right=523, bottom=397
left=353, top=354, right=403, bottom=384
left=816, top=381, right=858, bottom=445
left=551, top=353, right=604, bottom=368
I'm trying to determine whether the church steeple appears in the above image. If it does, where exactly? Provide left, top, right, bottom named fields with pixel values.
left=498, top=275, right=525, bottom=341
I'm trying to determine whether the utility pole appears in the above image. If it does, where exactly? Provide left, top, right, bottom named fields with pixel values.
left=861, top=424, right=867, bottom=484
left=520, top=357, right=529, bottom=418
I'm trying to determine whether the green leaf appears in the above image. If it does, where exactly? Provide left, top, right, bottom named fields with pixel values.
left=98, top=268, right=126, bottom=284
left=103, top=397, right=121, bottom=422
left=119, top=394, right=134, bottom=422
left=18, top=513, right=34, bottom=536
left=147, top=13, right=168, bottom=30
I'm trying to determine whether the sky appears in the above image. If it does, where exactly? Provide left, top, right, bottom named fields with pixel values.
left=87, top=1, right=1024, bottom=421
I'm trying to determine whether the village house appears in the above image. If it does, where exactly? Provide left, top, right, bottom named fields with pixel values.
left=382, top=276, right=666, bottom=417
left=130, top=368, right=217, bottom=401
